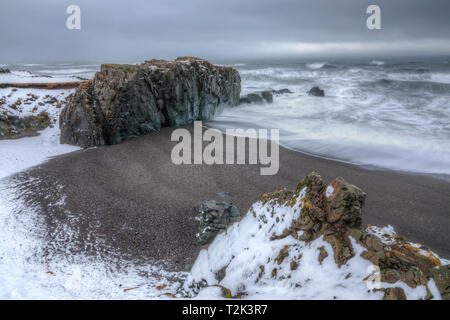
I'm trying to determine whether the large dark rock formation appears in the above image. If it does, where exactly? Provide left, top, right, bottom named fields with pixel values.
left=60, top=57, right=241, bottom=147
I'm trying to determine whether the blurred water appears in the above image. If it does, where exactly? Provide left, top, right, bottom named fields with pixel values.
left=210, top=58, right=450, bottom=177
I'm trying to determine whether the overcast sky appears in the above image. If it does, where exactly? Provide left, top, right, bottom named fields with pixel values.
left=1, top=0, right=449, bottom=63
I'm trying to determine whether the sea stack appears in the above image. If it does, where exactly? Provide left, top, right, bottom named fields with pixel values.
left=59, top=57, right=241, bottom=148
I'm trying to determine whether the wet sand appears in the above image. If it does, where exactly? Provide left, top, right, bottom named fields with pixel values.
left=12, top=124, right=450, bottom=270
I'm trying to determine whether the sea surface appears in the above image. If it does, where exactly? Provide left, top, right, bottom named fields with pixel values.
left=2, top=58, right=450, bottom=178
left=214, top=57, right=450, bottom=178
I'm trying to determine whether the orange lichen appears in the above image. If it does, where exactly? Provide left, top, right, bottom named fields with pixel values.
left=156, top=284, right=167, bottom=290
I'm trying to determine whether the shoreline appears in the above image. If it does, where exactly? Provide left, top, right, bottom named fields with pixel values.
left=205, top=123, right=450, bottom=183
left=5, top=123, right=449, bottom=272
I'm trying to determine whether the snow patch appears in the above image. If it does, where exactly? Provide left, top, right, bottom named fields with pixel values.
left=325, top=185, right=334, bottom=198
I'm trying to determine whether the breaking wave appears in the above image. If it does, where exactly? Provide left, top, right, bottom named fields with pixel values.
left=212, top=58, right=450, bottom=178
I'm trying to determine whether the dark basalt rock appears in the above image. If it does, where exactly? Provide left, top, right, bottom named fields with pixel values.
left=197, top=200, right=241, bottom=245
left=261, top=90, right=273, bottom=103
left=0, top=68, right=10, bottom=74
left=60, top=57, right=241, bottom=148
left=308, top=86, right=325, bottom=97
left=257, top=172, right=449, bottom=299
left=239, top=88, right=292, bottom=105
left=272, top=88, right=293, bottom=94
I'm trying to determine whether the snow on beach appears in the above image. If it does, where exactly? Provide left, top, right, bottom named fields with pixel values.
left=0, top=177, right=185, bottom=299
left=0, top=83, right=184, bottom=299
left=0, top=86, right=79, bottom=179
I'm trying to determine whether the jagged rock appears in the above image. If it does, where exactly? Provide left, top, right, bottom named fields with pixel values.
left=60, top=57, right=241, bottom=148
left=0, top=68, right=10, bottom=74
left=272, top=88, right=293, bottom=94
left=308, top=86, right=325, bottom=97
left=197, top=200, right=241, bottom=245
left=0, top=111, right=50, bottom=139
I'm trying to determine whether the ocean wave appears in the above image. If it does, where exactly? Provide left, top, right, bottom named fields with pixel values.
left=370, top=60, right=385, bottom=66
left=306, top=62, right=335, bottom=69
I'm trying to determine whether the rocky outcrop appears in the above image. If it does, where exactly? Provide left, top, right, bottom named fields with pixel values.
left=0, top=111, right=50, bottom=139
left=239, top=93, right=265, bottom=104
left=0, top=81, right=84, bottom=90
left=184, top=172, right=450, bottom=299
left=272, top=88, right=293, bottom=95
left=60, top=57, right=241, bottom=147
left=239, top=88, right=292, bottom=105
left=0, top=68, right=10, bottom=74
left=308, top=86, right=325, bottom=97
left=197, top=200, right=241, bottom=245
left=260, top=173, right=448, bottom=297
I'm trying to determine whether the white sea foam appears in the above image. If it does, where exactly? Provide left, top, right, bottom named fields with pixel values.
left=211, top=60, right=450, bottom=177
left=37, top=68, right=93, bottom=75
left=306, top=62, right=327, bottom=69
left=184, top=191, right=444, bottom=299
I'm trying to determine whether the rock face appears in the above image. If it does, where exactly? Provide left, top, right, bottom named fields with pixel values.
left=197, top=200, right=241, bottom=245
left=308, top=86, right=325, bottom=97
left=0, top=111, right=50, bottom=139
left=184, top=172, right=450, bottom=299
left=60, top=57, right=241, bottom=147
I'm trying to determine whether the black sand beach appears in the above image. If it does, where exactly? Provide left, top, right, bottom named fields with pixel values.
left=13, top=124, right=450, bottom=271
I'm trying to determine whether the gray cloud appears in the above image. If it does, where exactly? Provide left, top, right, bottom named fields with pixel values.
left=1, top=0, right=449, bottom=63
